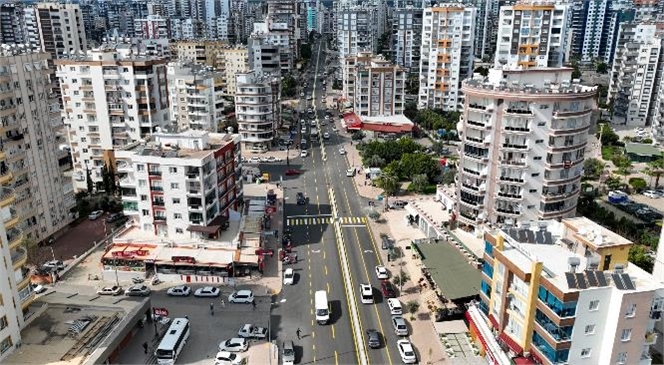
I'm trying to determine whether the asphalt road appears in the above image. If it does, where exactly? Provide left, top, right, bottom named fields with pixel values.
left=261, top=37, right=401, bottom=365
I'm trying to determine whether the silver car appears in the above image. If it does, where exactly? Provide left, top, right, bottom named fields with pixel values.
left=392, top=315, right=408, bottom=336
left=125, top=285, right=151, bottom=297
left=282, top=340, right=295, bottom=365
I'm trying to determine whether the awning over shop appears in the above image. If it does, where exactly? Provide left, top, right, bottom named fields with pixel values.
left=342, top=112, right=362, bottom=130
left=362, top=123, right=413, bottom=133
left=187, top=215, right=228, bottom=234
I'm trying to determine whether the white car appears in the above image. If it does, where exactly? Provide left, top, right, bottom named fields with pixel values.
left=301, top=126, right=307, bottom=134
left=323, top=132, right=330, bottom=139
left=643, top=190, right=660, bottom=199
left=88, top=210, right=104, bottom=220
left=387, top=298, right=403, bottom=315
left=375, top=266, right=389, bottom=280
left=310, top=120, right=317, bottom=126
left=360, top=283, right=374, bottom=304
left=324, top=115, right=330, bottom=120
left=194, top=286, right=220, bottom=297
left=126, top=285, right=151, bottom=297
left=166, top=285, right=192, bottom=297
left=43, top=260, right=65, bottom=271
left=218, top=338, right=249, bottom=352
left=228, top=290, right=254, bottom=304
left=283, top=268, right=295, bottom=285
left=213, top=351, right=244, bottom=365
left=346, top=169, right=355, bottom=177
left=267, top=156, right=282, bottom=163
left=339, top=148, right=346, bottom=155
left=97, top=286, right=123, bottom=296
left=32, top=284, right=47, bottom=294
left=301, top=150, right=308, bottom=158
left=237, top=324, right=268, bottom=339
left=247, top=157, right=260, bottom=164
left=300, top=92, right=305, bottom=97
left=397, top=339, right=417, bottom=364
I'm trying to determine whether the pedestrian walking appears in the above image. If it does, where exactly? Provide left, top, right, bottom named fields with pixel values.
left=142, top=342, right=148, bottom=354
left=210, top=303, right=215, bottom=316
left=296, top=328, right=301, bottom=340
left=252, top=300, right=257, bottom=310
left=220, top=299, right=226, bottom=308
left=293, top=252, right=298, bottom=263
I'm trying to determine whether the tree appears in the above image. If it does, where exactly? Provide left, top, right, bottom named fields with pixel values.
left=597, top=124, right=619, bottom=146
left=474, top=66, right=489, bottom=76
left=583, top=158, right=605, bottom=180
left=392, top=270, right=410, bottom=289
left=571, top=58, right=582, bottom=79
left=646, top=156, right=664, bottom=187
left=409, top=174, right=429, bottom=193
left=604, top=176, right=623, bottom=190
left=376, top=173, right=400, bottom=196
left=628, top=177, right=647, bottom=192
left=351, top=131, right=366, bottom=141
left=366, top=154, right=386, bottom=168
left=405, top=74, right=419, bottom=95
left=399, top=153, right=438, bottom=181
left=441, top=169, right=456, bottom=185
left=629, top=244, right=654, bottom=273
left=101, top=163, right=117, bottom=196
left=596, top=62, right=608, bottom=74
left=300, top=43, right=312, bottom=60
left=404, top=101, right=418, bottom=121
left=376, top=32, right=392, bottom=60
left=281, top=74, right=297, bottom=97
left=406, top=300, right=420, bottom=320
left=86, top=165, right=94, bottom=194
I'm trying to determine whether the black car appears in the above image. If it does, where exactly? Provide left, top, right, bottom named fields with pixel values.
left=296, top=192, right=307, bottom=205
left=107, top=212, right=125, bottom=223
left=366, top=329, right=381, bottom=349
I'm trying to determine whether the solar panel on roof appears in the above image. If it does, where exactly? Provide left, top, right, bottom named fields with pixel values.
left=575, top=273, right=587, bottom=289
left=544, top=232, right=554, bottom=245
left=596, top=272, right=608, bottom=286
left=585, top=271, right=598, bottom=287
left=535, top=231, right=545, bottom=244
left=621, top=273, right=635, bottom=290
left=565, top=272, right=577, bottom=289
left=526, top=230, right=535, bottom=243
left=612, top=274, right=625, bottom=290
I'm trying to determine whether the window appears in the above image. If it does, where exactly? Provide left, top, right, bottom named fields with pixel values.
left=589, top=300, right=600, bottom=311
left=138, top=180, right=147, bottom=187
left=620, top=328, right=631, bottom=341
left=625, top=304, right=636, bottom=317
left=0, top=316, right=7, bottom=330
left=616, top=352, right=627, bottom=364
left=142, top=209, right=150, bottom=216
left=531, top=173, right=539, bottom=177
left=0, top=336, right=12, bottom=354
left=584, top=324, right=595, bottom=334
left=172, top=198, right=180, bottom=204
left=176, top=228, right=184, bottom=234
left=581, top=348, right=591, bottom=358
left=140, top=195, right=147, bottom=201
left=169, top=167, right=177, bottom=173
left=174, top=213, right=182, bottom=219
left=136, top=164, right=145, bottom=171
left=171, top=183, right=179, bottom=189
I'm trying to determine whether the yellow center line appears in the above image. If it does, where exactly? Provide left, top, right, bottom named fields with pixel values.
left=332, top=325, right=336, bottom=339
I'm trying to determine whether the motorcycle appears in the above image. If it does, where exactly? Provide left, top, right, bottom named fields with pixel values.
left=132, top=277, right=145, bottom=284
left=151, top=276, right=161, bottom=285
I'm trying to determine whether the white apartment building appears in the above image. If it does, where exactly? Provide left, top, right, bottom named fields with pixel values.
left=336, top=4, right=384, bottom=63
left=575, top=0, right=627, bottom=64
left=167, top=63, right=225, bottom=132
left=457, top=67, right=596, bottom=227
left=343, top=52, right=406, bottom=117
left=494, top=1, right=570, bottom=69
left=392, top=6, right=423, bottom=73
left=1, top=48, right=75, bottom=242
left=23, top=3, right=88, bottom=59
left=249, top=21, right=293, bottom=76
left=134, top=15, right=169, bottom=39
left=220, top=47, right=249, bottom=96
left=235, top=71, right=278, bottom=151
left=116, top=130, right=241, bottom=238
left=56, top=46, right=170, bottom=192
left=418, top=4, right=476, bottom=111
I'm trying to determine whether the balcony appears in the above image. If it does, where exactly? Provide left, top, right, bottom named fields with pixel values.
left=154, top=216, right=167, bottom=223
left=542, top=189, right=579, bottom=202
left=504, top=108, right=532, bottom=116
left=497, top=191, right=523, bottom=201
left=19, top=285, right=35, bottom=309
left=466, top=119, right=491, bottom=130
left=465, top=136, right=490, bottom=147
left=152, top=200, right=165, bottom=207
left=495, top=207, right=521, bottom=217
left=16, top=270, right=31, bottom=290
left=11, top=246, right=27, bottom=269
left=499, top=175, right=525, bottom=184
left=0, top=186, right=15, bottom=207
left=501, top=143, right=529, bottom=151
left=148, top=169, right=162, bottom=176
left=645, top=331, right=658, bottom=345
left=0, top=168, right=13, bottom=184
left=3, top=207, right=19, bottom=229
left=503, top=125, right=531, bottom=134
left=7, top=226, right=23, bottom=250
left=499, top=158, right=528, bottom=168
left=150, top=185, right=164, bottom=192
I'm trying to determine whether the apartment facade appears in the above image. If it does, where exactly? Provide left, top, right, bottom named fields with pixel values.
left=235, top=71, right=278, bottom=151
left=167, top=63, right=225, bottom=133
left=477, top=217, right=664, bottom=365
left=133, top=15, right=169, bottom=39
left=249, top=21, right=293, bottom=76
left=0, top=4, right=26, bottom=45
left=116, top=131, right=241, bottom=238
left=343, top=52, right=406, bottom=117
left=23, top=3, right=88, bottom=60
left=392, top=6, right=423, bottom=73
left=172, top=40, right=231, bottom=69
left=336, top=4, right=385, bottom=62
left=56, top=47, right=170, bottom=191
left=494, top=1, right=570, bottom=69
left=220, top=47, right=249, bottom=96
left=418, top=4, right=476, bottom=111
left=456, top=68, right=596, bottom=226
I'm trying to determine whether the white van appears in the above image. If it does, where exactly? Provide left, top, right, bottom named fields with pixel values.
left=315, top=290, right=330, bottom=325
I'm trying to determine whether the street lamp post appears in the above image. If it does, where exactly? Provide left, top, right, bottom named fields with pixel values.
left=48, top=246, right=56, bottom=262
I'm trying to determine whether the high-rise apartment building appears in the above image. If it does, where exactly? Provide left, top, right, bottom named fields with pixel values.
left=464, top=0, right=491, bottom=60
left=24, top=3, right=88, bottom=60
left=418, top=4, right=476, bottom=111
left=235, top=71, right=278, bottom=151
left=0, top=4, right=27, bottom=45
left=494, top=1, right=570, bottom=69
left=343, top=52, right=406, bottom=117
left=266, top=0, right=303, bottom=60
left=336, top=4, right=385, bottom=62
left=0, top=49, right=75, bottom=242
left=392, top=6, right=423, bottom=73
left=248, top=21, right=293, bottom=76
left=219, top=47, right=249, bottom=96
left=172, top=40, right=231, bottom=69
left=134, top=15, right=169, bottom=39
left=56, top=46, right=170, bottom=192
left=116, top=131, right=241, bottom=238
left=609, top=22, right=664, bottom=127
left=456, top=68, right=596, bottom=226
left=167, top=63, right=225, bottom=132
left=476, top=217, right=664, bottom=365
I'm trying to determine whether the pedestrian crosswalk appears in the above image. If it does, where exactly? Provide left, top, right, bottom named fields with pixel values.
left=285, top=216, right=368, bottom=226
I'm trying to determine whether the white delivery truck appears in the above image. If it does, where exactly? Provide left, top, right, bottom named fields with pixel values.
left=315, top=290, right=330, bottom=325
left=310, top=127, right=319, bottom=137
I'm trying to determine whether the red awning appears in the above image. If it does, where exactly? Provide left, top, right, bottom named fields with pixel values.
left=513, top=357, right=537, bottom=365
left=489, top=314, right=499, bottom=328
left=499, top=332, right=523, bottom=355
left=342, top=112, right=362, bottom=130
left=362, top=123, right=413, bottom=133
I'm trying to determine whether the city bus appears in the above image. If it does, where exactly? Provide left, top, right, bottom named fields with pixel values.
left=155, top=318, right=190, bottom=365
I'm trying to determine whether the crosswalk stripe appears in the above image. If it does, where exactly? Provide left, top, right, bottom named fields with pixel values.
left=286, top=216, right=367, bottom=226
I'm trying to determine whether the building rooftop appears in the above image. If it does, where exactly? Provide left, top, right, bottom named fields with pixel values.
left=463, top=67, right=596, bottom=95
left=118, top=131, right=238, bottom=160
left=624, top=142, right=662, bottom=157
left=563, top=216, right=633, bottom=248
left=167, top=62, right=223, bottom=79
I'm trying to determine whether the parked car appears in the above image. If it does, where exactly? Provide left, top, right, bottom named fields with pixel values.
left=32, top=284, right=47, bottom=294
left=237, top=324, right=268, bottom=339
left=267, top=156, right=282, bottom=163
left=300, top=150, right=308, bottom=158
left=323, top=132, right=330, bottom=139
left=218, top=338, right=249, bottom=352
left=387, top=298, right=403, bottom=315
left=283, top=268, right=295, bottom=285
left=42, top=260, right=65, bottom=271
left=397, top=339, right=417, bottom=364
left=392, top=316, right=409, bottom=336
left=381, top=280, right=396, bottom=298
left=88, top=210, right=104, bottom=220
left=388, top=200, right=408, bottom=209
left=247, top=157, right=260, bottom=164
left=282, top=341, right=295, bottom=365
left=228, top=290, right=254, bottom=304
left=285, top=169, right=302, bottom=176
left=643, top=190, right=660, bottom=199
left=194, top=286, right=220, bottom=297
left=296, top=192, right=307, bottom=205
left=375, top=266, right=389, bottom=280
left=125, top=285, right=151, bottom=297
left=97, top=286, right=123, bottom=296
left=166, top=285, right=191, bottom=297
left=338, top=148, right=346, bottom=155
left=106, top=212, right=125, bottom=223
left=366, top=329, right=382, bottom=349
left=346, top=169, right=355, bottom=177
left=213, top=351, right=244, bottom=365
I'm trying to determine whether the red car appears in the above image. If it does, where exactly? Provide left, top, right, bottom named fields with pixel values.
left=381, top=280, right=396, bottom=298
left=285, top=169, right=301, bottom=176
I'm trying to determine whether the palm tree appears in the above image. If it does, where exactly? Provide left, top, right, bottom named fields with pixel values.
left=646, top=154, right=664, bottom=188
left=376, top=173, right=399, bottom=196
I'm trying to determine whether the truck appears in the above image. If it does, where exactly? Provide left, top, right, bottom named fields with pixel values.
left=237, top=324, right=268, bottom=339
left=310, top=127, right=319, bottom=137
left=315, top=290, right=330, bottom=325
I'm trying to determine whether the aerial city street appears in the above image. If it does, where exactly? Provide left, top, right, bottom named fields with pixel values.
left=1, top=0, right=664, bottom=365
